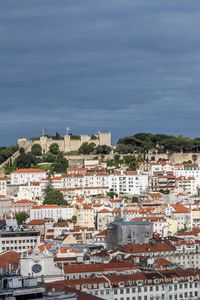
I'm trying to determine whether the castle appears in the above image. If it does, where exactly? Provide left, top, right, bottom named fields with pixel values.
left=18, top=132, right=112, bottom=153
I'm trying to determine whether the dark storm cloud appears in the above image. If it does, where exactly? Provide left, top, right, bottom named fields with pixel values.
left=0, top=0, right=200, bottom=144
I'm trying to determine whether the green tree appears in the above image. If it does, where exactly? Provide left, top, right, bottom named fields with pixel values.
left=15, top=212, right=28, bottom=224
left=131, top=196, right=139, bottom=203
left=95, top=145, right=112, bottom=155
left=192, top=154, right=198, bottom=163
left=49, top=143, right=59, bottom=155
left=43, top=187, right=67, bottom=206
left=52, top=154, right=68, bottom=173
left=115, top=144, right=135, bottom=154
left=107, top=191, right=118, bottom=199
left=124, top=155, right=137, bottom=170
left=0, top=145, right=18, bottom=164
left=78, top=142, right=96, bottom=155
left=91, top=134, right=97, bottom=140
left=71, top=215, right=77, bottom=224
left=16, top=152, right=39, bottom=168
left=31, top=144, right=42, bottom=156
left=4, top=162, right=16, bottom=174
left=43, top=152, right=55, bottom=163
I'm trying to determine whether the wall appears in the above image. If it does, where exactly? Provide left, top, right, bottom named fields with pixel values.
left=18, top=132, right=112, bottom=154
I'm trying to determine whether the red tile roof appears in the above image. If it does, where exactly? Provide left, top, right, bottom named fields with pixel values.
left=0, top=250, right=20, bottom=270
left=64, top=262, right=136, bottom=274
left=171, top=204, right=189, bottom=213
left=122, top=241, right=175, bottom=254
left=27, top=219, right=45, bottom=225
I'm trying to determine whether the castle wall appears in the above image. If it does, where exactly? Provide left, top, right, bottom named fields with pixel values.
left=18, top=132, right=112, bottom=154
left=146, top=153, right=200, bottom=163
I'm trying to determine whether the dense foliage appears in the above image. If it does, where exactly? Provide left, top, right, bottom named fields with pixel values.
left=0, top=145, right=18, bottom=164
left=15, top=212, right=29, bottom=224
left=31, top=144, right=42, bottom=156
left=16, top=149, right=40, bottom=168
left=78, top=143, right=112, bottom=155
left=116, top=133, right=200, bottom=154
left=43, top=183, right=67, bottom=206
left=107, top=154, right=144, bottom=170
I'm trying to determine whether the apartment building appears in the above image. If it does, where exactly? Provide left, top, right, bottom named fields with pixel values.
left=150, top=172, right=176, bottom=192
left=0, top=229, right=40, bottom=253
left=77, top=204, right=95, bottom=228
left=0, top=176, right=7, bottom=196
left=30, top=204, right=74, bottom=222
left=109, top=171, right=148, bottom=195
left=121, top=238, right=200, bottom=269
left=12, top=199, right=38, bottom=214
left=174, top=164, right=200, bottom=185
left=11, top=168, right=47, bottom=185
left=18, top=182, right=42, bottom=200
left=97, top=208, right=116, bottom=231
left=47, top=268, right=200, bottom=300
left=176, top=176, right=197, bottom=194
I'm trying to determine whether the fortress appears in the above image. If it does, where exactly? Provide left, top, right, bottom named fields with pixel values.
left=18, top=132, right=112, bottom=153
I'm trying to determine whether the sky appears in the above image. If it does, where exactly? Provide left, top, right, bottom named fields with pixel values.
left=1, top=0, right=200, bottom=145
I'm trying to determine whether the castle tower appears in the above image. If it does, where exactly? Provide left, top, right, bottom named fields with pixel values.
left=98, top=132, right=112, bottom=146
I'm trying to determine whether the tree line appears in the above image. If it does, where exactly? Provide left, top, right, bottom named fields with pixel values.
left=116, top=133, right=200, bottom=154
left=4, top=143, right=68, bottom=174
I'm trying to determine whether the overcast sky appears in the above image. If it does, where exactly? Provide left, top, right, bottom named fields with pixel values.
left=1, top=0, right=200, bottom=145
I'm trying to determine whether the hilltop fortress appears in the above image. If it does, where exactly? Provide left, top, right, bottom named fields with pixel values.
left=18, top=132, right=112, bottom=153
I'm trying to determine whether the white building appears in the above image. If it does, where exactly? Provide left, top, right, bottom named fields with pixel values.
left=109, top=171, right=148, bottom=195
left=11, top=168, right=47, bottom=185
left=176, top=176, right=197, bottom=194
left=18, top=182, right=42, bottom=200
left=174, top=164, right=200, bottom=186
left=0, top=176, right=7, bottom=196
left=30, top=204, right=74, bottom=222
left=56, top=268, right=200, bottom=300
left=0, top=228, right=40, bottom=253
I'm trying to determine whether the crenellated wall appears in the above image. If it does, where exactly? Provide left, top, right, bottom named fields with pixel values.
left=18, top=132, right=112, bottom=153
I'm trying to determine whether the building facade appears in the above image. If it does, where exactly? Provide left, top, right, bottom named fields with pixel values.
left=107, top=219, right=153, bottom=250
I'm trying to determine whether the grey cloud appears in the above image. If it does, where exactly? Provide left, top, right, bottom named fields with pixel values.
left=0, top=0, right=200, bottom=144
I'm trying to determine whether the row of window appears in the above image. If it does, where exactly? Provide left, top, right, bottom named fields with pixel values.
left=2, top=239, right=37, bottom=244
left=114, top=282, right=198, bottom=294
